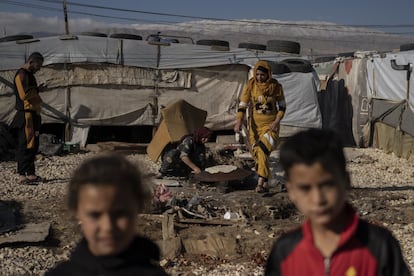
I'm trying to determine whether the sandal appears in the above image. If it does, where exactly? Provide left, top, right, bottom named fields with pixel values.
left=19, top=175, right=42, bottom=185
left=256, top=184, right=269, bottom=193
left=26, top=175, right=43, bottom=182
left=18, top=177, right=27, bottom=185
left=19, top=178, right=39, bottom=185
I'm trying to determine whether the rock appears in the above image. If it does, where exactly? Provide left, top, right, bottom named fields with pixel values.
left=0, top=222, right=50, bottom=245
left=392, top=168, right=401, bottom=174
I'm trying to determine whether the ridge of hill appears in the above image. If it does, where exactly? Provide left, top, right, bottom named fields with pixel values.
left=22, top=19, right=414, bottom=58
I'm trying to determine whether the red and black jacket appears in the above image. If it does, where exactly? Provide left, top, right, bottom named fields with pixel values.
left=265, top=206, right=410, bottom=276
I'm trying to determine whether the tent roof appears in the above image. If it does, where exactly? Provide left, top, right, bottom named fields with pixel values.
left=0, top=35, right=306, bottom=71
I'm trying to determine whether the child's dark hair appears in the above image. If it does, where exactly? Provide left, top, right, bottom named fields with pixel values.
left=280, top=129, right=350, bottom=185
left=68, top=153, right=151, bottom=212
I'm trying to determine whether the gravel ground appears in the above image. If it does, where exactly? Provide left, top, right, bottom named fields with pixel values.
left=0, top=147, right=413, bottom=275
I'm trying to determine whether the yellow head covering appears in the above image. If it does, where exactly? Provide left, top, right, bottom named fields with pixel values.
left=254, top=60, right=273, bottom=80
left=246, top=60, right=279, bottom=97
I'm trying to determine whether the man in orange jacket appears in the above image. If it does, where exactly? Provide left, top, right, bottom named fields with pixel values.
left=12, top=52, right=44, bottom=185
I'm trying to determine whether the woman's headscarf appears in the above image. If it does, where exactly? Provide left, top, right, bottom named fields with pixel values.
left=180, top=127, right=212, bottom=144
left=193, top=127, right=212, bottom=143
left=246, top=60, right=279, bottom=96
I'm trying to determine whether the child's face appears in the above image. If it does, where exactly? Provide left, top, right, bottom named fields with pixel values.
left=76, top=184, right=138, bottom=256
left=286, top=162, right=348, bottom=229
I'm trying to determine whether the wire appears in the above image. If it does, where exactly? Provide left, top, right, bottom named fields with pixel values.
left=0, top=0, right=179, bottom=24
left=32, top=0, right=414, bottom=32
left=1, top=0, right=61, bottom=12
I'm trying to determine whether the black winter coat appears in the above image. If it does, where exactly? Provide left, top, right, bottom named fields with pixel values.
left=46, top=236, right=169, bottom=276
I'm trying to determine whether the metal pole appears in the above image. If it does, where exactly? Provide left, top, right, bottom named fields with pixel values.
left=63, top=0, right=70, bottom=35
left=406, top=64, right=412, bottom=102
left=153, top=44, right=161, bottom=125
left=390, top=59, right=412, bottom=102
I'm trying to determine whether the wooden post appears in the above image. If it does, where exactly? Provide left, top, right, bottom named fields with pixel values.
left=162, top=214, right=175, bottom=240
left=63, top=0, right=70, bottom=35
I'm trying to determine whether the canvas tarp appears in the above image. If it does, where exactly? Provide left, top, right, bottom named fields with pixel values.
left=373, top=122, right=414, bottom=159
left=147, top=100, right=207, bottom=162
left=0, top=35, right=322, bottom=146
left=314, top=58, right=369, bottom=146
left=313, top=50, right=414, bottom=158
left=366, top=51, right=414, bottom=109
left=364, top=51, right=414, bottom=158
left=366, top=51, right=414, bottom=135
left=275, top=72, right=321, bottom=129
left=0, top=64, right=248, bottom=146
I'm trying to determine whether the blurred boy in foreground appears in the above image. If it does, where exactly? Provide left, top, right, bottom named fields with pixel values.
left=265, top=129, right=410, bottom=276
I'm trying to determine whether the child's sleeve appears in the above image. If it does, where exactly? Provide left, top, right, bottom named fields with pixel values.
left=363, top=220, right=411, bottom=276
left=264, top=242, right=283, bottom=276
left=380, top=232, right=411, bottom=276
left=265, top=228, right=302, bottom=276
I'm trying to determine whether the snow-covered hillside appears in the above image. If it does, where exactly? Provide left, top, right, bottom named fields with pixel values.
left=1, top=12, right=413, bottom=57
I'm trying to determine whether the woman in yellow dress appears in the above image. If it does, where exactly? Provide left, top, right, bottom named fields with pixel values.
left=234, top=60, right=286, bottom=193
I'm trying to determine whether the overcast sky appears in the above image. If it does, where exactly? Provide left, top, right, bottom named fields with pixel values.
left=1, top=0, right=414, bottom=36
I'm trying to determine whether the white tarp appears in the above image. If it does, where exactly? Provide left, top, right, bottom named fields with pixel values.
left=367, top=51, right=414, bottom=109
left=275, top=72, right=321, bottom=129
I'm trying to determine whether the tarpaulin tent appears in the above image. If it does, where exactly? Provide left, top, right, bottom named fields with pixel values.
left=0, top=35, right=322, bottom=146
left=313, top=56, right=369, bottom=147
left=313, top=50, right=414, bottom=158
left=366, top=50, right=414, bottom=158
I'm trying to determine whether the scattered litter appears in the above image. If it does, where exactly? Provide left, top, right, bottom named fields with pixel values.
left=153, top=184, right=173, bottom=204
left=224, top=211, right=240, bottom=220
left=186, top=195, right=201, bottom=209
left=153, top=179, right=181, bottom=187
left=181, top=207, right=207, bottom=219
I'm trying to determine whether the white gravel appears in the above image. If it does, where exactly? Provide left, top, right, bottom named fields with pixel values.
left=0, top=147, right=413, bottom=275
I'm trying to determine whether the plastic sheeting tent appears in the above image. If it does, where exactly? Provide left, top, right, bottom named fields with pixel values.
left=313, top=50, right=414, bottom=158
left=366, top=51, right=414, bottom=158
left=0, top=35, right=322, bottom=146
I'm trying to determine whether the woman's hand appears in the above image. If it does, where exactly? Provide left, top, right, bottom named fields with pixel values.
left=192, top=167, right=201, bottom=174
left=269, top=120, right=280, bottom=132
left=181, top=156, right=202, bottom=174
left=234, top=118, right=242, bottom=133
